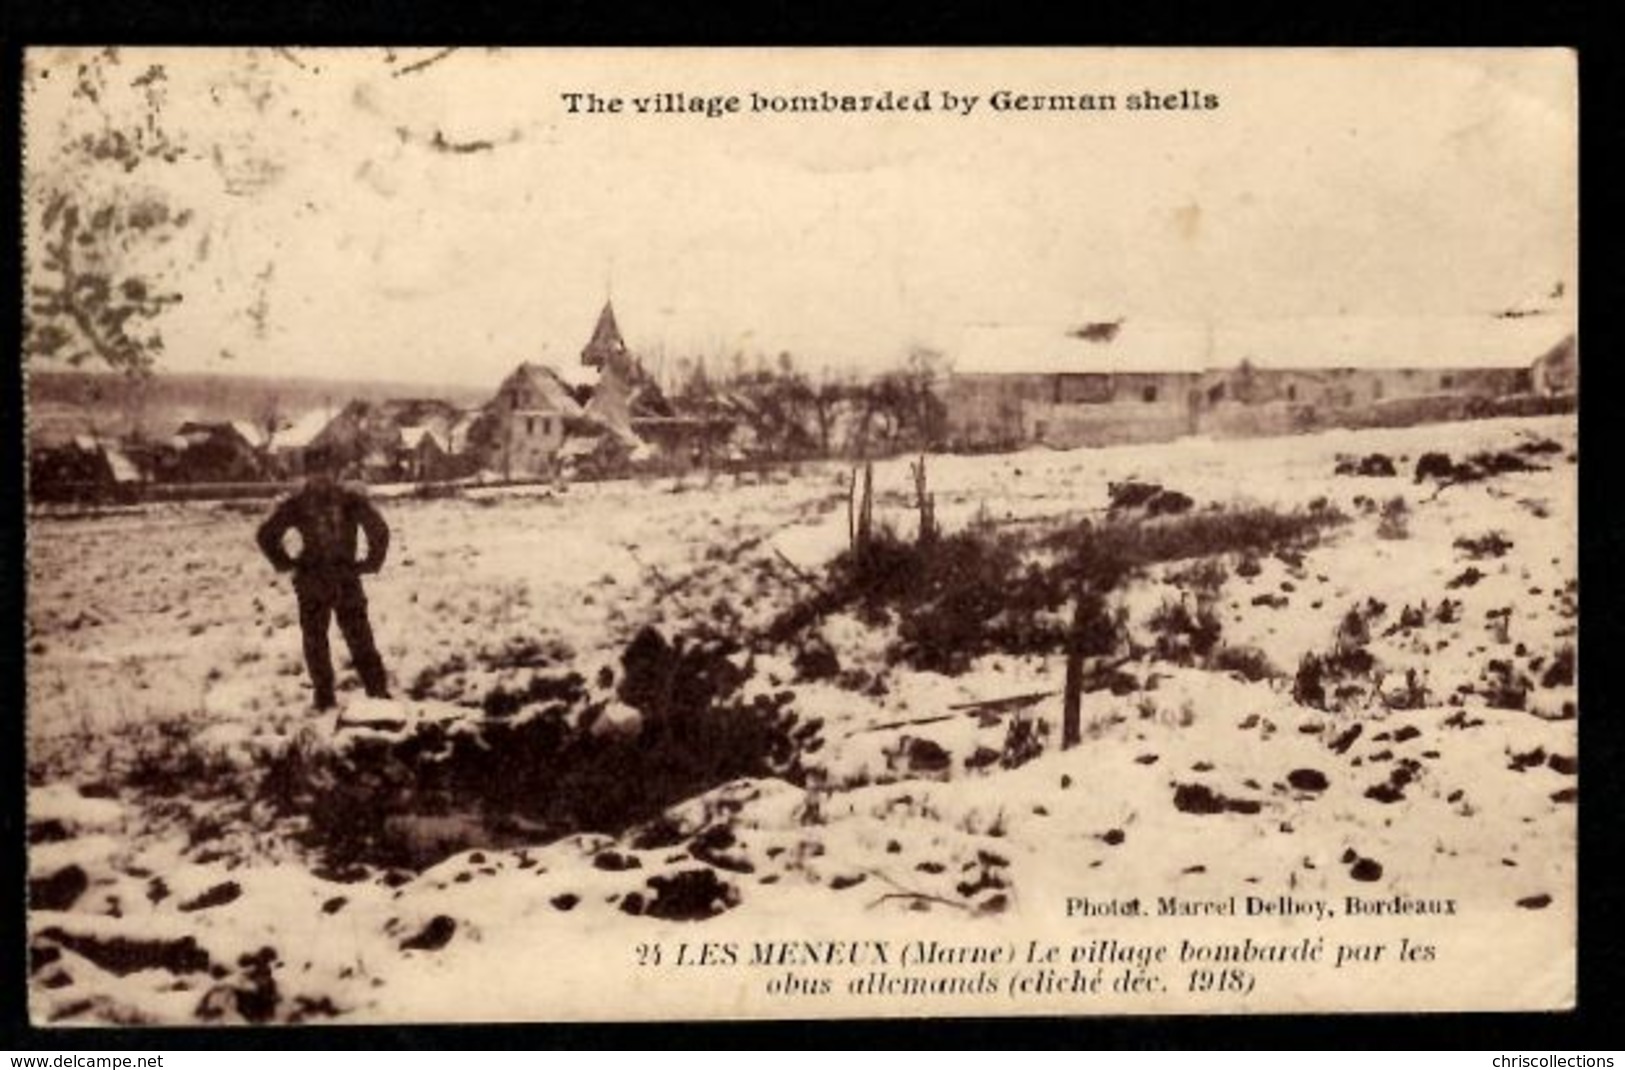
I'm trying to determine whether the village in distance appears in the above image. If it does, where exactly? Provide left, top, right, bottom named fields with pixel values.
left=27, top=299, right=1578, bottom=504
left=25, top=293, right=1583, bottom=1021
left=19, top=41, right=1584, bottom=1028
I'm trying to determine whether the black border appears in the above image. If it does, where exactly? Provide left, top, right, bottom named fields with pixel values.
left=2, top=1, right=1620, bottom=1051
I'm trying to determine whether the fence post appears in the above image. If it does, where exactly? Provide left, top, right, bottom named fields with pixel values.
left=1062, top=589, right=1087, bottom=749
left=853, top=460, right=874, bottom=557
left=912, top=453, right=936, bottom=548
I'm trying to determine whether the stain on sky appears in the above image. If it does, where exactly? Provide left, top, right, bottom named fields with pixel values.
left=355, top=158, right=401, bottom=198
left=390, top=124, right=523, bottom=155
left=1173, top=201, right=1202, bottom=243
left=390, top=48, right=459, bottom=79
left=429, top=130, right=496, bottom=154
left=1069, top=319, right=1124, bottom=343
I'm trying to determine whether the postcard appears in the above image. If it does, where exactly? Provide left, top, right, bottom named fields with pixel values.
left=23, top=47, right=1577, bottom=1023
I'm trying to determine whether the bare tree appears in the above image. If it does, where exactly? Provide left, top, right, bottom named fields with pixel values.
left=25, top=52, right=192, bottom=380
left=809, top=378, right=848, bottom=457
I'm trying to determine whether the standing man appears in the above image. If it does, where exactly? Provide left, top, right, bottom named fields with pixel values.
left=256, top=444, right=391, bottom=710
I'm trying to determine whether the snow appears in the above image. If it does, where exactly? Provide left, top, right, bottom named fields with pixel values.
left=270, top=410, right=333, bottom=451
left=26, top=414, right=1577, bottom=1022
left=951, top=315, right=1575, bottom=374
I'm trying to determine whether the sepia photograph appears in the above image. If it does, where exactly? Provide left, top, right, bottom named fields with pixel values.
left=22, top=47, right=1577, bottom=1024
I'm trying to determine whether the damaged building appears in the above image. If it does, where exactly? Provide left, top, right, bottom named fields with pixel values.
left=944, top=317, right=1573, bottom=451
left=477, top=301, right=730, bottom=480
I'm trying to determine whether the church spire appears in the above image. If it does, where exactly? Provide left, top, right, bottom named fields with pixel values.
left=581, top=300, right=628, bottom=370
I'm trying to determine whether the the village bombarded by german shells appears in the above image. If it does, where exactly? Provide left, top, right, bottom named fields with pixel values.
left=22, top=48, right=1578, bottom=1023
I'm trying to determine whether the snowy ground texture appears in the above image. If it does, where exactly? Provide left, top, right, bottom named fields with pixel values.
left=27, top=415, right=1577, bottom=1023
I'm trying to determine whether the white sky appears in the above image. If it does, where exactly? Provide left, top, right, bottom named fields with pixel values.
left=24, top=47, right=1577, bottom=386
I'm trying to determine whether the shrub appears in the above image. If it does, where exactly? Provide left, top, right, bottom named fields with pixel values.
left=1108, top=480, right=1162, bottom=510
left=1360, top=454, right=1397, bottom=477
left=122, top=717, right=246, bottom=800
left=1209, top=644, right=1279, bottom=682
left=1000, top=716, right=1047, bottom=769
left=787, top=526, right=1069, bottom=675
left=1415, top=452, right=1454, bottom=483
left=1376, top=496, right=1410, bottom=540
left=1166, top=557, right=1228, bottom=595
left=263, top=627, right=817, bottom=871
left=1336, top=454, right=1397, bottom=477
left=1293, top=653, right=1326, bottom=708
left=1383, top=667, right=1430, bottom=711
left=889, top=530, right=1069, bottom=674
left=1418, top=450, right=1542, bottom=486
left=1108, top=481, right=1195, bottom=517
left=791, top=632, right=841, bottom=681
left=1447, top=567, right=1485, bottom=589
left=1479, top=658, right=1531, bottom=710
left=1043, top=507, right=1343, bottom=589
left=1455, top=532, right=1513, bottom=559
left=1147, top=598, right=1223, bottom=665
left=772, top=501, right=1344, bottom=677
left=1336, top=605, right=1373, bottom=649
left=1469, top=450, right=1541, bottom=476
left=1542, top=645, right=1575, bottom=688
left=1292, top=601, right=1385, bottom=711
left=1146, top=489, right=1195, bottom=516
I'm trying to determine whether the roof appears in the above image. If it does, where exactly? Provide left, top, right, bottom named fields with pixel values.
left=952, top=315, right=1579, bottom=376
left=372, top=398, right=464, bottom=425
left=608, top=422, right=645, bottom=449
left=581, top=300, right=629, bottom=368
left=176, top=420, right=267, bottom=448
left=500, top=363, right=586, bottom=417
left=230, top=421, right=270, bottom=449
left=953, top=322, right=1211, bottom=376
left=1219, top=315, right=1577, bottom=371
left=103, top=445, right=142, bottom=483
left=1533, top=333, right=1577, bottom=366
left=585, top=374, right=631, bottom=426
left=271, top=409, right=334, bottom=450
left=558, top=434, right=602, bottom=459
left=62, top=436, right=142, bottom=482
left=551, top=359, right=600, bottom=391
left=399, top=425, right=447, bottom=452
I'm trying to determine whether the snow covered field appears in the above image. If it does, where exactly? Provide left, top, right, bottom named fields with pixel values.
left=26, top=415, right=1578, bottom=1023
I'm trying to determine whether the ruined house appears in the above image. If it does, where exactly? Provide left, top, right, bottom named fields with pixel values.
left=476, top=363, right=587, bottom=479
left=29, top=435, right=148, bottom=503
left=945, top=316, right=1571, bottom=450
left=399, top=426, right=455, bottom=482
left=579, top=302, right=726, bottom=465
left=266, top=409, right=336, bottom=478
left=479, top=302, right=729, bottom=479
left=1531, top=333, right=1578, bottom=397
left=303, top=398, right=474, bottom=482
left=171, top=421, right=270, bottom=483
left=944, top=323, right=1205, bottom=449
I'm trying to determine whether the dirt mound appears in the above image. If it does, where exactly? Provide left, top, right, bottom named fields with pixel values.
left=263, top=627, right=815, bottom=871
left=1173, top=782, right=1262, bottom=815
left=1109, top=481, right=1195, bottom=516
left=30, top=865, right=89, bottom=911
left=1335, top=454, right=1397, bottom=477
left=628, top=868, right=740, bottom=921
